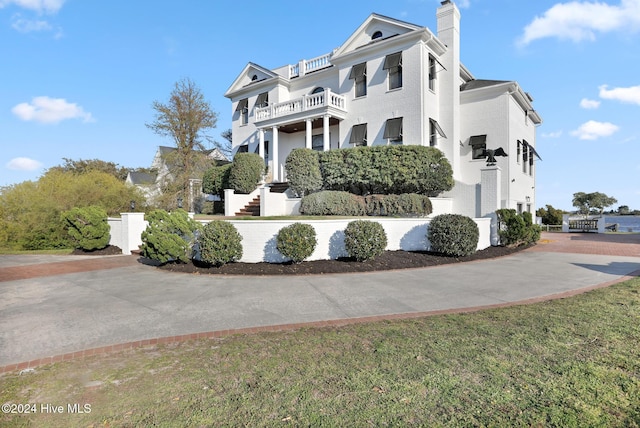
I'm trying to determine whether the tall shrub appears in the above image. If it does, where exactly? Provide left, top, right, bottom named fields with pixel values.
left=428, top=214, right=479, bottom=257
left=285, top=148, right=322, bottom=197
left=202, top=163, right=232, bottom=199
left=61, top=206, right=110, bottom=251
left=194, top=220, right=243, bottom=266
left=140, top=209, right=201, bottom=264
left=228, top=153, right=264, bottom=194
left=276, top=223, right=317, bottom=263
left=344, top=220, right=387, bottom=261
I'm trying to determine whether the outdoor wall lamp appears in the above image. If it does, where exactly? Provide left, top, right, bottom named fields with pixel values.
left=526, top=196, right=531, bottom=202
left=130, top=200, right=135, bottom=211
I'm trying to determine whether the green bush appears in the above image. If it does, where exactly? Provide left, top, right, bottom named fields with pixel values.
left=61, top=206, right=110, bottom=251
left=276, top=223, right=317, bottom=263
left=285, top=149, right=322, bottom=197
left=344, top=220, right=387, bottom=261
left=300, top=191, right=366, bottom=216
left=194, top=220, right=243, bottom=267
left=317, top=145, right=453, bottom=196
left=202, top=163, right=232, bottom=199
left=428, top=214, right=478, bottom=257
left=140, top=209, right=201, bottom=264
left=496, top=209, right=541, bottom=247
left=364, top=194, right=432, bottom=216
left=228, top=153, right=264, bottom=194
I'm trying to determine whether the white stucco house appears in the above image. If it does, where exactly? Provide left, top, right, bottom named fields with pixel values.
left=224, top=0, right=542, bottom=218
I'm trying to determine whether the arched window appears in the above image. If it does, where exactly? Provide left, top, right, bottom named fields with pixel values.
left=372, top=30, right=383, bottom=40
left=311, top=87, right=324, bottom=94
left=251, top=74, right=258, bottom=81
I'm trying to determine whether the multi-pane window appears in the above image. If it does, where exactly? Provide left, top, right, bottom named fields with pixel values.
left=429, top=55, right=437, bottom=91
left=522, top=141, right=529, bottom=174
left=383, top=117, right=403, bottom=145
left=349, top=62, right=367, bottom=98
left=312, top=135, right=324, bottom=151
left=255, top=92, right=268, bottom=108
left=384, top=52, right=402, bottom=90
left=429, top=118, right=446, bottom=146
left=469, top=135, right=487, bottom=159
left=350, top=124, right=367, bottom=146
left=236, top=98, right=248, bottom=125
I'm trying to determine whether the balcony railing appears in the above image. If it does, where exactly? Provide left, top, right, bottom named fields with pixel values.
left=255, top=89, right=346, bottom=122
left=289, top=52, right=333, bottom=78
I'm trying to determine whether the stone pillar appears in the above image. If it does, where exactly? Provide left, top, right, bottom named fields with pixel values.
left=323, top=114, right=330, bottom=151
left=272, top=125, right=279, bottom=181
left=481, top=166, right=501, bottom=246
left=120, top=212, right=146, bottom=255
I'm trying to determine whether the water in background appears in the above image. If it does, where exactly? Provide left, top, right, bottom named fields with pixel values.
left=604, top=216, right=640, bottom=233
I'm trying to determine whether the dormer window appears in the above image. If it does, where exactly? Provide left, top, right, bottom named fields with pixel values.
left=372, top=30, right=383, bottom=40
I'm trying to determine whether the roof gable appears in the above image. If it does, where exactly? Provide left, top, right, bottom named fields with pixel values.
left=224, top=62, right=279, bottom=98
left=333, top=14, right=424, bottom=59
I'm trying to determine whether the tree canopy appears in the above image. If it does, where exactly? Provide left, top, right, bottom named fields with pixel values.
left=572, top=192, right=617, bottom=217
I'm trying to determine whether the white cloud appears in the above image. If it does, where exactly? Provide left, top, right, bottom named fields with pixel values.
left=11, top=13, right=51, bottom=32
left=457, top=0, right=471, bottom=9
left=518, top=0, right=640, bottom=46
left=12, top=96, right=94, bottom=124
left=571, top=120, right=620, bottom=140
left=580, top=98, right=601, bottom=109
left=599, top=84, right=640, bottom=105
left=542, top=130, right=563, bottom=138
left=7, top=157, right=43, bottom=171
left=0, top=0, right=65, bottom=14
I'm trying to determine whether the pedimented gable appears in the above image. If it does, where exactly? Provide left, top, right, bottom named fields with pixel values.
left=224, top=63, right=278, bottom=98
left=333, top=14, right=423, bottom=58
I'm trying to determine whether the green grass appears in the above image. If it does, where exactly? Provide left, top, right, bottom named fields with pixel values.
left=0, top=248, right=73, bottom=255
left=2, top=279, right=639, bottom=427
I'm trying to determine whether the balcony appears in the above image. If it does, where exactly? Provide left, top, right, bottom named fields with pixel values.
left=254, top=88, right=347, bottom=127
left=288, top=52, right=333, bottom=78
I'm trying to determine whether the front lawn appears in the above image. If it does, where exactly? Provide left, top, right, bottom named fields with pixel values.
left=1, top=278, right=639, bottom=427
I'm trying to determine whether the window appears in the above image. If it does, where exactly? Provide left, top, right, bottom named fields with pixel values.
left=522, top=141, right=529, bottom=174
left=349, top=124, right=367, bottom=146
left=311, top=87, right=324, bottom=94
left=254, top=140, right=269, bottom=160
left=429, top=55, right=437, bottom=91
left=372, top=30, right=383, bottom=40
left=349, top=62, right=367, bottom=98
left=429, top=118, right=446, bottom=147
left=312, top=135, right=324, bottom=151
left=236, top=98, right=248, bottom=125
left=251, top=74, right=258, bottom=81
left=469, top=135, right=487, bottom=159
left=517, top=203, right=523, bottom=214
left=384, top=52, right=402, bottom=90
left=527, top=143, right=541, bottom=176
left=237, top=144, right=249, bottom=153
left=383, top=117, right=403, bottom=145
left=517, top=140, right=522, bottom=164
left=255, top=92, right=268, bottom=108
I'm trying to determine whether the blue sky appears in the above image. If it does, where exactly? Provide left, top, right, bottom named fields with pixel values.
left=1, top=0, right=639, bottom=212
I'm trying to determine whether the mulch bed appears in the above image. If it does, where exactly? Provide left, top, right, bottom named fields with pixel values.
left=157, top=245, right=530, bottom=276
left=71, top=245, right=123, bottom=256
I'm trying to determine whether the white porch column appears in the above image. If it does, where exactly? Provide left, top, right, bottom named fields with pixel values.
left=258, top=128, right=265, bottom=160
left=272, top=125, right=279, bottom=182
left=323, top=114, right=330, bottom=151
left=481, top=166, right=502, bottom=246
left=305, top=119, right=313, bottom=149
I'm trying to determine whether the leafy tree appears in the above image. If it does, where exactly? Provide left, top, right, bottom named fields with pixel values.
left=572, top=192, right=617, bottom=217
left=49, top=158, right=130, bottom=181
left=146, top=78, right=219, bottom=208
left=536, top=204, right=565, bottom=225
left=618, top=205, right=630, bottom=215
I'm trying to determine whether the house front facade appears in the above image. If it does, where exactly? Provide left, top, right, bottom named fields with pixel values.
left=224, top=0, right=542, bottom=218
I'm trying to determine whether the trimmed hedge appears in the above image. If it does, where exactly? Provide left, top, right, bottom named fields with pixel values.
left=276, top=223, right=317, bottom=263
left=61, top=205, right=110, bottom=251
left=496, top=209, right=541, bottom=247
left=194, top=220, right=243, bottom=266
left=285, top=148, right=322, bottom=197
left=300, top=191, right=367, bottom=216
left=364, top=194, right=432, bottom=217
left=344, top=220, right=387, bottom=261
left=317, top=145, right=453, bottom=196
left=228, top=153, right=264, bottom=194
left=140, top=209, right=201, bottom=264
left=202, top=163, right=231, bottom=199
left=428, top=214, right=478, bottom=257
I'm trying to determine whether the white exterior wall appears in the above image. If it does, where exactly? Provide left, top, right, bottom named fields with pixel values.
left=506, top=96, right=537, bottom=213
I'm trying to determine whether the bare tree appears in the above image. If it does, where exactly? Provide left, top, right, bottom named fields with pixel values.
left=146, top=78, right=218, bottom=207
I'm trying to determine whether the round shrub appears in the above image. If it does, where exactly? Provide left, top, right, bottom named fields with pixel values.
left=61, top=205, right=110, bottom=251
left=428, top=214, right=478, bottom=257
left=276, top=223, right=317, bottom=263
left=285, top=148, right=322, bottom=197
left=140, top=209, right=201, bottom=264
left=496, top=209, right=541, bottom=247
left=300, top=191, right=366, bottom=216
left=344, top=220, right=387, bottom=261
left=228, top=153, right=264, bottom=194
left=194, top=220, right=243, bottom=267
